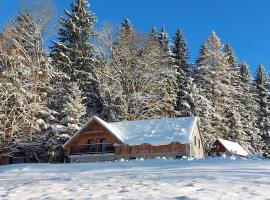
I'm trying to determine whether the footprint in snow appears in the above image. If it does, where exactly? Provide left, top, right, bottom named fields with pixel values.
left=118, top=186, right=129, bottom=193
left=185, top=183, right=195, bottom=187
left=175, top=196, right=198, bottom=200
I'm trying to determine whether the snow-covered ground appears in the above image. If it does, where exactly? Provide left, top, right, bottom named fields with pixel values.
left=0, top=158, right=270, bottom=200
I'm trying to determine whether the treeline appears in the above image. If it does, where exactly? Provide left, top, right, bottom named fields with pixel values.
left=0, top=0, right=269, bottom=162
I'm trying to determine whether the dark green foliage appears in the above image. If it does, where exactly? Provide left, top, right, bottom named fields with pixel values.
left=255, top=65, right=270, bottom=154
left=172, top=29, right=194, bottom=116
left=50, top=0, right=104, bottom=119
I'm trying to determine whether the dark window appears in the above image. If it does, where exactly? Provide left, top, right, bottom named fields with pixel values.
left=87, top=139, right=94, bottom=152
left=194, top=136, right=197, bottom=146
left=87, top=139, right=94, bottom=144
left=198, top=139, right=201, bottom=149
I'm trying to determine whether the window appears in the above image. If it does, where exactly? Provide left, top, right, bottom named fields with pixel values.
left=194, top=136, right=196, bottom=146
left=198, top=139, right=201, bottom=149
left=87, top=139, right=94, bottom=152
left=100, top=139, right=108, bottom=153
left=87, top=139, right=94, bottom=144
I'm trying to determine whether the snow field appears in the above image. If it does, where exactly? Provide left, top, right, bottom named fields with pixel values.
left=0, top=158, right=270, bottom=200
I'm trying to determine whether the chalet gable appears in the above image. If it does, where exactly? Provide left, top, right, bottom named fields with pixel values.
left=63, top=116, right=124, bottom=149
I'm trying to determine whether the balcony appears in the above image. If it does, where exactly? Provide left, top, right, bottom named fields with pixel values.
left=69, top=143, right=115, bottom=155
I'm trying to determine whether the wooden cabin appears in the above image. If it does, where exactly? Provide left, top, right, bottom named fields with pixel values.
left=210, top=139, right=248, bottom=157
left=63, top=116, right=205, bottom=162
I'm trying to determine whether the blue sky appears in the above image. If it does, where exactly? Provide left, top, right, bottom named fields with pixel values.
left=0, top=0, right=270, bottom=73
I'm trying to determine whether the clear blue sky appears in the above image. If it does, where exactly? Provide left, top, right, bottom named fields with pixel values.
left=0, top=0, right=270, bottom=73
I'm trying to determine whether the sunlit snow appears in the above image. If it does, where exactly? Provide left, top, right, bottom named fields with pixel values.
left=0, top=159, right=269, bottom=200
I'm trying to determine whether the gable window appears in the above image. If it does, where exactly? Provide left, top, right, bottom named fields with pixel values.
left=198, top=139, right=201, bottom=149
left=194, top=136, right=196, bottom=146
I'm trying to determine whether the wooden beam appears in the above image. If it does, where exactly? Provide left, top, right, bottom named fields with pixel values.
left=81, top=131, right=104, bottom=134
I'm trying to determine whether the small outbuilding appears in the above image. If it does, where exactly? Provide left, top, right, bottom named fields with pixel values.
left=63, top=116, right=205, bottom=162
left=210, top=139, right=248, bottom=157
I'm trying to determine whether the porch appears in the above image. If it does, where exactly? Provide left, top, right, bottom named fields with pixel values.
left=69, top=143, right=115, bottom=155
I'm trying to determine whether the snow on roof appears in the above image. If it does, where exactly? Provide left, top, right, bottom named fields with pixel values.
left=93, top=116, right=123, bottom=141
left=63, top=116, right=198, bottom=148
left=109, top=116, right=198, bottom=146
left=218, top=139, right=248, bottom=157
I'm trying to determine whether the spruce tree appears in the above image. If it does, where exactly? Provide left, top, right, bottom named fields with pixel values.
left=239, top=62, right=262, bottom=153
left=50, top=0, right=104, bottom=119
left=194, top=44, right=215, bottom=150
left=158, top=25, right=169, bottom=52
left=255, top=65, right=270, bottom=155
left=149, top=27, right=158, bottom=41
left=223, top=44, right=246, bottom=147
left=172, top=28, right=194, bottom=116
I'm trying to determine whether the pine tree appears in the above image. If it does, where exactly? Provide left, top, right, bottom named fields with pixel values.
left=255, top=64, right=270, bottom=155
left=149, top=27, right=158, bottom=41
left=158, top=25, right=169, bottom=52
left=50, top=0, right=104, bottom=119
left=223, top=44, right=246, bottom=147
left=172, top=28, right=194, bottom=116
left=194, top=44, right=215, bottom=150
left=239, top=62, right=262, bottom=153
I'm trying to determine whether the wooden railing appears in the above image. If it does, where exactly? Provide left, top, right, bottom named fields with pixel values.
left=69, top=143, right=115, bottom=155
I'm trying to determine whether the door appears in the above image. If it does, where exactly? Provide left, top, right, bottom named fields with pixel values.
left=100, top=139, right=108, bottom=153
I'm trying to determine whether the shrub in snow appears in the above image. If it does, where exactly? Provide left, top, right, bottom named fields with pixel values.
left=221, top=153, right=227, bottom=159
left=230, top=155, right=236, bottom=160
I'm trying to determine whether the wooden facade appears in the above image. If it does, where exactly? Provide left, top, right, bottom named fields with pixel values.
left=0, top=155, right=9, bottom=165
left=115, top=143, right=186, bottom=156
left=64, top=120, right=121, bottom=156
left=209, top=139, right=248, bottom=157
left=209, top=140, right=227, bottom=156
left=63, top=116, right=205, bottom=162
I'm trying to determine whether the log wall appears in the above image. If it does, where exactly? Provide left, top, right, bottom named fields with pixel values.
left=209, top=140, right=226, bottom=156
left=0, top=156, right=9, bottom=165
left=115, top=143, right=186, bottom=156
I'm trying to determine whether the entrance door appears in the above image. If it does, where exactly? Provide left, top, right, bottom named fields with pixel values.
left=100, top=139, right=108, bottom=153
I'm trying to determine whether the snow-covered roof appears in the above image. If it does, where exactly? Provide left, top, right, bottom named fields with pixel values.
left=218, top=139, right=248, bottom=157
left=110, top=117, right=198, bottom=145
left=63, top=116, right=198, bottom=147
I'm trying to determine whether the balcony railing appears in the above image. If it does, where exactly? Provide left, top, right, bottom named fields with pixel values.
left=69, top=143, right=115, bottom=155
